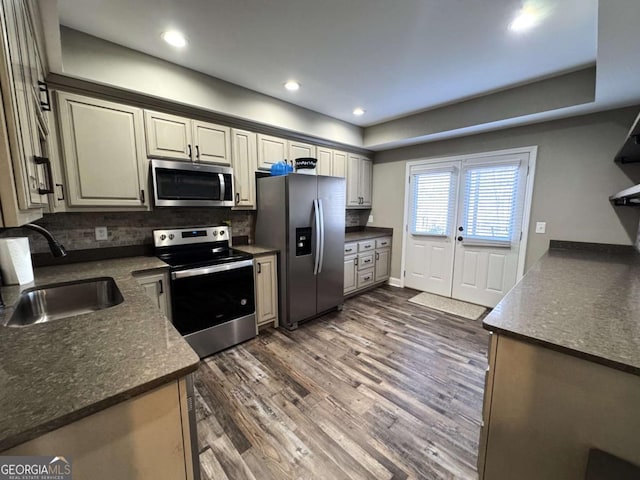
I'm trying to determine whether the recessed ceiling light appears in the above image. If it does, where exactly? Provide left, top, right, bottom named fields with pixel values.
left=284, top=81, right=300, bottom=91
left=353, top=107, right=365, bottom=116
left=509, top=7, right=538, bottom=32
left=162, top=30, right=187, bottom=48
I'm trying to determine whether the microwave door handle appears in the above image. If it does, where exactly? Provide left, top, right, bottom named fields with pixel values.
left=313, top=199, right=320, bottom=276
left=318, top=198, right=325, bottom=274
left=218, top=173, right=226, bottom=202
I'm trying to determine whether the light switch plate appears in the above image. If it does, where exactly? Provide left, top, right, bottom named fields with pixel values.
left=535, top=222, right=546, bottom=234
left=368, top=215, right=374, bottom=224
left=95, top=226, right=108, bottom=241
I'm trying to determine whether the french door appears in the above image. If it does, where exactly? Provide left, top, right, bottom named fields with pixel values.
left=404, top=149, right=532, bottom=308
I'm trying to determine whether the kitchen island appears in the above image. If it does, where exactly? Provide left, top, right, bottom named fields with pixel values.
left=0, top=256, right=199, bottom=478
left=479, top=241, right=640, bottom=479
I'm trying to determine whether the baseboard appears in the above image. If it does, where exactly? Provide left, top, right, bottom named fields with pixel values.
left=387, top=277, right=403, bottom=288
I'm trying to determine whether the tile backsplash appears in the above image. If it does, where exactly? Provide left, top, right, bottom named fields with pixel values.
left=2, top=208, right=370, bottom=254
left=3, top=209, right=255, bottom=254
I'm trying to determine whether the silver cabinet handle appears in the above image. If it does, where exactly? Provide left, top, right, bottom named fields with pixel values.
left=376, top=252, right=380, bottom=260
left=257, top=262, right=261, bottom=274
left=196, top=145, right=200, bottom=160
left=188, top=144, right=192, bottom=159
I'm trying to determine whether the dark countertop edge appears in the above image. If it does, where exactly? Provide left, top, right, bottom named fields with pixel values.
left=345, top=226, right=393, bottom=234
left=549, top=239, right=638, bottom=255
left=233, top=245, right=280, bottom=256
left=345, top=227, right=394, bottom=241
left=0, top=362, right=198, bottom=451
left=482, top=324, right=640, bottom=377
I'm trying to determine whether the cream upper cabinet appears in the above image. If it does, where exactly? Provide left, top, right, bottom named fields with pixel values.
left=0, top=0, right=50, bottom=226
left=144, top=110, right=231, bottom=165
left=144, top=110, right=192, bottom=160
left=192, top=120, right=231, bottom=165
left=346, top=154, right=372, bottom=208
left=317, top=147, right=333, bottom=176
left=57, top=92, right=148, bottom=209
left=255, top=254, right=278, bottom=328
left=257, top=133, right=287, bottom=171
left=317, top=147, right=347, bottom=178
left=231, top=128, right=257, bottom=209
left=288, top=140, right=316, bottom=161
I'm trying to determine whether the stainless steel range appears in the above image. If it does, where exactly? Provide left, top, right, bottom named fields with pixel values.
left=154, top=225, right=256, bottom=358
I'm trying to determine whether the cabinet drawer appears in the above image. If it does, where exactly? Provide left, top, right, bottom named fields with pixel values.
left=344, top=242, right=357, bottom=256
left=358, top=253, right=374, bottom=270
left=376, top=237, right=391, bottom=249
left=358, top=240, right=375, bottom=252
left=357, top=268, right=375, bottom=289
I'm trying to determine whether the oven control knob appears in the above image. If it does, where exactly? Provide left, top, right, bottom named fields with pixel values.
left=160, top=234, right=167, bottom=241
left=219, top=230, right=226, bottom=237
left=212, top=231, right=218, bottom=236
left=169, top=234, right=175, bottom=240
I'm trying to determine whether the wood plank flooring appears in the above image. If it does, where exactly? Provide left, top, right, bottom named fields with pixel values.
left=194, top=285, right=490, bottom=480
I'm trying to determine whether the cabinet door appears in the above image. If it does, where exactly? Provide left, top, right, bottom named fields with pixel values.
left=255, top=254, right=278, bottom=326
left=192, top=120, right=231, bottom=165
left=332, top=150, right=347, bottom=178
left=316, top=147, right=333, bottom=176
left=360, top=157, right=373, bottom=207
left=257, top=133, right=287, bottom=171
left=58, top=92, right=148, bottom=208
left=288, top=140, right=316, bottom=161
left=344, top=255, right=357, bottom=294
left=346, top=154, right=361, bottom=207
left=375, top=248, right=390, bottom=282
left=231, top=128, right=257, bottom=209
left=144, top=110, right=192, bottom=160
left=136, top=272, right=171, bottom=320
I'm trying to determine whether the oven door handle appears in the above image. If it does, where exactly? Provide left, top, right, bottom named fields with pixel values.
left=171, top=259, right=253, bottom=280
left=313, top=198, right=321, bottom=276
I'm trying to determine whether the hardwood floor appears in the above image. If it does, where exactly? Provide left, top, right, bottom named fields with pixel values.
left=194, top=285, right=490, bottom=480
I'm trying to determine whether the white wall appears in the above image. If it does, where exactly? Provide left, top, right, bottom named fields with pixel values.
left=371, top=106, right=640, bottom=279
left=59, top=27, right=363, bottom=147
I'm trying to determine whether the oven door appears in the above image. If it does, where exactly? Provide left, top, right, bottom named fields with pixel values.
left=151, top=159, right=234, bottom=207
left=170, top=260, right=255, bottom=336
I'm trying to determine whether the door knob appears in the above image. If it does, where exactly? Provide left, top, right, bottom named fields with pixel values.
left=457, top=236, right=464, bottom=241
left=458, top=226, right=464, bottom=231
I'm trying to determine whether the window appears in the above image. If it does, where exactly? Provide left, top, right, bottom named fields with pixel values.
left=410, top=168, right=456, bottom=236
left=462, top=163, right=520, bottom=245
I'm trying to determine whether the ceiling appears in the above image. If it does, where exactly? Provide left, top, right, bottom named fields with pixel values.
left=56, top=0, right=598, bottom=127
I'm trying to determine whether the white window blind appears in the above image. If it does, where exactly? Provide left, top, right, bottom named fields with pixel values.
left=462, top=163, right=520, bottom=245
left=410, top=168, right=456, bottom=236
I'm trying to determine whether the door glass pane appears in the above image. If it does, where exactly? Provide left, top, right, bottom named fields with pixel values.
left=410, top=169, right=456, bottom=236
left=462, top=163, right=520, bottom=245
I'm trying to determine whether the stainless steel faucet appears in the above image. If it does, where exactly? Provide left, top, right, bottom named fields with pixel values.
left=0, top=223, right=67, bottom=308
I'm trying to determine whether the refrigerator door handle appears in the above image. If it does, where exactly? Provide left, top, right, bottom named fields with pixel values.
left=318, top=198, right=325, bottom=273
left=313, top=198, right=321, bottom=275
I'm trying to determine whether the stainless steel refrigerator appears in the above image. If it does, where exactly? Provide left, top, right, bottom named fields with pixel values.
left=256, top=174, right=346, bottom=330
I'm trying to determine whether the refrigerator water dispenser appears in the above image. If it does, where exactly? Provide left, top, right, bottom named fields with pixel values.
left=296, top=227, right=312, bottom=256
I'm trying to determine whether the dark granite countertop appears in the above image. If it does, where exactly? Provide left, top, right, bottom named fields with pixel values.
left=483, top=245, right=640, bottom=376
left=0, top=257, right=200, bottom=451
left=345, top=227, right=393, bottom=243
left=234, top=245, right=280, bottom=256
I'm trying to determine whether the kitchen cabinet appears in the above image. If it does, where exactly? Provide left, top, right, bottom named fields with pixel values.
left=3, top=378, right=195, bottom=480
left=0, top=0, right=51, bottom=226
left=257, top=133, right=288, bottom=171
left=144, top=110, right=231, bottom=165
left=135, top=270, right=171, bottom=320
left=317, top=147, right=347, bottom=178
left=288, top=140, right=316, bottom=162
left=346, top=154, right=372, bottom=208
left=57, top=91, right=149, bottom=209
left=231, top=128, right=258, bottom=209
left=254, top=253, right=278, bottom=328
left=344, top=235, right=392, bottom=296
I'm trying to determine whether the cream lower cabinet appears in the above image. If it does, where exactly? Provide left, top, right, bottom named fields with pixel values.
left=135, top=270, right=171, bottom=320
left=3, top=378, right=195, bottom=480
left=346, top=154, right=373, bottom=208
left=344, top=236, right=392, bottom=296
left=231, top=128, right=258, bottom=209
left=254, top=253, right=278, bottom=328
left=57, top=92, right=149, bottom=210
left=144, top=110, right=231, bottom=165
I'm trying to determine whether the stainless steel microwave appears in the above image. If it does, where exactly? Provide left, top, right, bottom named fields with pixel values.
left=150, top=159, right=235, bottom=207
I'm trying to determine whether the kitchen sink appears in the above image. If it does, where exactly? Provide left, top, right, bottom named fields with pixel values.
left=6, top=277, right=124, bottom=327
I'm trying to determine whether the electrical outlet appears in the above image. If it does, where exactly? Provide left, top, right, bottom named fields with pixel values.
left=95, top=226, right=108, bottom=241
left=368, top=215, right=374, bottom=224
left=535, top=222, right=546, bottom=234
